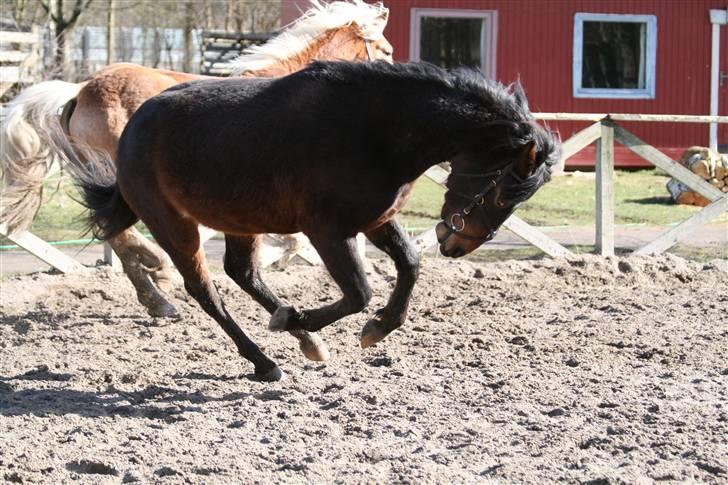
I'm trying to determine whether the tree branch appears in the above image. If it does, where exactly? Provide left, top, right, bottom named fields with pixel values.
left=65, top=0, right=93, bottom=30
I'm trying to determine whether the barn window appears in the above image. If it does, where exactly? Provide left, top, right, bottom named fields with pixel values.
left=573, top=13, right=657, bottom=99
left=410, top=9, right=497, bottom=79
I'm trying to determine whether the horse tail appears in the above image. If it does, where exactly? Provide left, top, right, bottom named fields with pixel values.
left=41, top=117, right=139, bottom=241
left=78, top=181, right=139, bottom=241
left=0, top=80, right=82, bottom=234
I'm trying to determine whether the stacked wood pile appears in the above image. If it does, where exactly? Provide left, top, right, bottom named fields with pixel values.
left=667, top=146, right=728, bottom=206
left=200, top=31, right=271, bottom=76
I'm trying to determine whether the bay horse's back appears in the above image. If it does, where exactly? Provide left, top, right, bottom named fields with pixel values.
left=70, top=64, right=205, bottom=159
left=115, top=76, right=306, bottom=235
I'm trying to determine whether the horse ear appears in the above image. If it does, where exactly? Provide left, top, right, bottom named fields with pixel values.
left=514, top=140, right=538, bottom=178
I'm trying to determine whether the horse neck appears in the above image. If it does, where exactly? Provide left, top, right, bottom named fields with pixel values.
left=385, top=86, right=476, bottom=179
left=238, top=29, right=352, bottom=78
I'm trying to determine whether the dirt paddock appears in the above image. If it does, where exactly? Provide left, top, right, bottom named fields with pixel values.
left=1, top=255, right=726, bottom=483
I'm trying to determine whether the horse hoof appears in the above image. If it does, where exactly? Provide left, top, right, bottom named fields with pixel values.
left=299, top=333, right=330, bottom=362
left=255, top=365, right=286, bottom=382
left=360, top=319, right=390, bottom=349
left=269, top=306, right=296, bottom=332
left=146, top=301, right=178, bottom=318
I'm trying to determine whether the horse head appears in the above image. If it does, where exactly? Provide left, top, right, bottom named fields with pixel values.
left=436, top=120, right=561, bottom=258
left=311, top=1, right=392, bottom=63
left=230, top=1, right=392, bottom=77
left=317, top=20, right=393, bottom=63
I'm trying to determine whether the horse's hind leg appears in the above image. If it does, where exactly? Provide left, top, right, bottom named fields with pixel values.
left=139, top=209, right=282, bottom=381
left=120, top=226, right=179, bottom=293
left=224, top=234, right=330, bottom=362
left=360, top=220, right=420, bottom=348
left=107, top=227, right=178, bottom=318
left=268, top=234, right=371, bottom=334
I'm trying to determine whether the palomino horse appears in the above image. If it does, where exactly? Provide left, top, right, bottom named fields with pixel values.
left=68, top=61, right=560, bottom=381
left=0, top=0, right=392, bottom=323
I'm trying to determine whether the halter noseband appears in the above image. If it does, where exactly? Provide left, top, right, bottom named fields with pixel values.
left=439, top=166, right=513, bottom=244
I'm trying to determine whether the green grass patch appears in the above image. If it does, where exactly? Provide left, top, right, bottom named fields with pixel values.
left=26, top=179, right=88, bottom=241
left=398, top=168, right=724, bottom=230
left=2, top=169, right=724, bottom=247
left=0, top=177, right=151, bottom=247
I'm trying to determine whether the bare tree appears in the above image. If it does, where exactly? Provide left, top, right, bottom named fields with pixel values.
left=39, top=0, right=94, bottom=78
left=182, top=1, right=194, bottom=72
left=106, top=0, right=115, bottom=64
left=7, top=0, right=46, bottom=28
left=224, top=0, right=279, bottom=33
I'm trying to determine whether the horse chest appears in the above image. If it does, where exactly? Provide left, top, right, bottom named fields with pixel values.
left=358, top=183, right=414, bottom=232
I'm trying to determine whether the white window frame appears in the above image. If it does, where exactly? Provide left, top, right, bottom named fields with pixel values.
left=410, top=8, right=498, bottom=79
left=573, top=13, right=657, bottom=99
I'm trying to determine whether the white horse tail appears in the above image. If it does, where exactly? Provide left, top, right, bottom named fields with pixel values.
left=0, top=80, right=82, bottom=234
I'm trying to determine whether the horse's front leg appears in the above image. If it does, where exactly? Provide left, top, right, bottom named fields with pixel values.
left=224, top=234, right=330, bottom=362
left=268, top=235, right=372, bottom=333
left=360, top=219, right=420, bottom=348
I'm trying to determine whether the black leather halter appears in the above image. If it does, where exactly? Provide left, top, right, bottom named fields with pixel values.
left=439, top=166, right=513, bottom=243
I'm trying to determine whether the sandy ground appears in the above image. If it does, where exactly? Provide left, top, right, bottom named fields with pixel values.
left=1, top=255, right=727, bottom=483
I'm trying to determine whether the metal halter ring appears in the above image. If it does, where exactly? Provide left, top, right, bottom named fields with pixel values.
left=450, top=213, right=466, bottom=232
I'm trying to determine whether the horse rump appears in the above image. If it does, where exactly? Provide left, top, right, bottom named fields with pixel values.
left=41, top=119, right=140, bottom=241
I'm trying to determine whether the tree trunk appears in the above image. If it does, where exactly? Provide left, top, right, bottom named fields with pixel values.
left=106, top=0, right=115, bottom=64
left=182, top=0, right=194, bottom=72
left=52, top=0, right=67, bottom=78
left=225, top=0, right=234, bottom=31
left=52, top=25, right=69, bottom=79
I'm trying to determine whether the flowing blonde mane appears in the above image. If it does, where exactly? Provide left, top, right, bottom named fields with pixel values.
left=227, top=0, right=388, bottom=75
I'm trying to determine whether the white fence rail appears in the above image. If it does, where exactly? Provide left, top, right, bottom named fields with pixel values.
left=2, top=113, right=727, bottom=272
left=0, top=29, right=39, bottom=98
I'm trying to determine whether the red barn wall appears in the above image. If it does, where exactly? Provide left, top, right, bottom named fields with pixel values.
left=383, top=0, right=726, bottom=168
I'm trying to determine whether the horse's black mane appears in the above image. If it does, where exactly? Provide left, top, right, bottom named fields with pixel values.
left=301, top=61, right=559, bottom=167
left=302, top=60, right=534, bottom=125
left=301, top=60, right=560, bottom=197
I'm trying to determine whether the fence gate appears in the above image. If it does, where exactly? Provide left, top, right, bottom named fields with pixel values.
left=200, top=31, right=271, bottom=76
left=0, top=28, right=39, bottom=99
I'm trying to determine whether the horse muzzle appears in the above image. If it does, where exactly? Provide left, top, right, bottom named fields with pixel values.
left=436, top=221, right=466, bottom=258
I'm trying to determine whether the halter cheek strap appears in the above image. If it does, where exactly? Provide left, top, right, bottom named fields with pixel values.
left=439, top=166, right=513, bottom=244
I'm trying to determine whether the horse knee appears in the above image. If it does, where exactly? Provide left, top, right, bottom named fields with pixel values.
left=403, top=250, right=420, bottom=282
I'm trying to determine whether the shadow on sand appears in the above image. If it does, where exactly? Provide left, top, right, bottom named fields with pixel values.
left=0, top=369, right=290, bottom=419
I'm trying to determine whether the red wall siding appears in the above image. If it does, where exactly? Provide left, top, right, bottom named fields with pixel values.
left=384, top=0, right=727, bottom=167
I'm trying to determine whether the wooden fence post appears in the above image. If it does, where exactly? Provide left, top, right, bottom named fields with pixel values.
left=0, top=224, right=86, bottom=273
left=103, top=243, right=122, bottom=270
left=595, top=120, right=615, bottom=256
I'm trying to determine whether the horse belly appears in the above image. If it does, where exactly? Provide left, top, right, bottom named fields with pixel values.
left=160, top=176, right=300, bottom=236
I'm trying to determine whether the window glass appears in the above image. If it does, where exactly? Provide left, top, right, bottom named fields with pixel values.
left=582, top=21, right=646, bottom=89
left=420, top=17, right=483, bottom=69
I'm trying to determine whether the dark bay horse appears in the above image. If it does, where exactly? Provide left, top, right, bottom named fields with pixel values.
left=71, top=61, right=560, bottom=381
left=0, top=0, right=392, bottom=320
